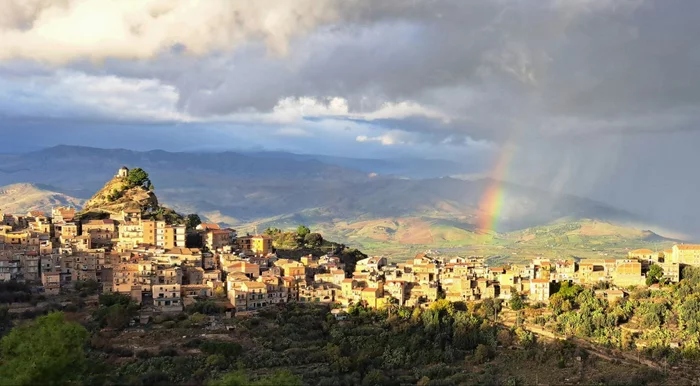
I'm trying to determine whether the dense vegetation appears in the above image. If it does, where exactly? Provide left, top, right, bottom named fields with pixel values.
left=536, top=266, right=700, bottom=364
left=264, top=225, right=324, bottom=249
left=0, top=299, right=668, bottom=385
left=0, top=312, right=89, bottom=385
left=125, top=168, right=152, bottom=190
left=264, top=225, right=367, bottom=275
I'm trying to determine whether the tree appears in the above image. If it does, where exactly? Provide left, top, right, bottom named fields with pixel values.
left=126, top=167, right=150, bottom=188
left=647, top=264, right=664, bottom=286
left=185, top=214, right=202, bottom=230
left=509, top=289, right=524, bottom=311
left=296, top=225, right=311, bottom=237
left=556, top=281, right=583, bottom=299
left=0, top=312, right=88, bottom=385
left=264, top=227, right=281, bottom=236
left=549, top=293, right=565, bottom=315
left=304, top=232, right=323, bottom=248
left=94, top=292, right=139, bottom=330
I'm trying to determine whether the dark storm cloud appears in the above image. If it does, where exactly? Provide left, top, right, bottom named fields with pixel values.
left=2, top=0, right=700, bottom=234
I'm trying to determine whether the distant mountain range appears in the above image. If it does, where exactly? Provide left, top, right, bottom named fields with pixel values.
left=0, top=145, right=675, bottom=256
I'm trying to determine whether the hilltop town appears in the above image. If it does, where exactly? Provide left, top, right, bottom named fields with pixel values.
left=4, top=167, right=700, bottom=385
left=0, top=166, right=695, bottom=316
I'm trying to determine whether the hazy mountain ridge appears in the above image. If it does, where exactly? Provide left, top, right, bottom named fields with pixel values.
left=0, top=146, right=664, bottom=251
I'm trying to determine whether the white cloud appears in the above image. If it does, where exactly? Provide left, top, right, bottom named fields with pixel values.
left=359, top=101, right=449, bottom=123
left=0, top=70, right=191, bottom=122
left=0, top=0, right=343, bottom=63
left=356, top=130, right=412, bottom=146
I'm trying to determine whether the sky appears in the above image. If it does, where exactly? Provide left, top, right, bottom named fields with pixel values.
left=1, top=0, right=699, bottom=236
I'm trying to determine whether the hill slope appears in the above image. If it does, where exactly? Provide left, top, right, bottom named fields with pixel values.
left=0, top=145, right=677, bottom=258
left=0, top=183, right=84, bottom=214
left=81, top=175, right=158, bottom=215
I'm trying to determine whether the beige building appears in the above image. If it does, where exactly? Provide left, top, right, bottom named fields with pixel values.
left=237, top=234, right=272, bottom=255
left=671, top=244, right=700, bottom=265
left=528, top=279, right=552, bottom=302
left=205, top=229, right=232, bottom=251
left=226, top=261, right=260, bottom=279
left=117, top=222, right=143, bottom=250
left=41, top=271, right=61, bottom=295
left=612, top=260, right=644, bottom=287
left=142, top=220, right=186, bottom=249
left=153, top=284, right=182, bottom=312
left=227, top=280, right=268, bottom=312
left=51, top=207, right=76, bottom=223
left=274, top=259, right=306, bottom=279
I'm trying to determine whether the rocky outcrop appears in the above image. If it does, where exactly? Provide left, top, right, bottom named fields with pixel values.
left=81, top=175, right=158, bottom=216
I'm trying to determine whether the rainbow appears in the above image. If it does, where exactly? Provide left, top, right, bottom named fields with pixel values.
left=477, top=142, right=515, bottom=233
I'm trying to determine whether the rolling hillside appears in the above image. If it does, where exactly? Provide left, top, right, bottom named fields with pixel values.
left=0, top=183, right=84, bottom=214
left=0, top=146, right=680, bottom=260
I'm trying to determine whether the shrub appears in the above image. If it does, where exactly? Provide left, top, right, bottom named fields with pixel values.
left=158, top=347, right=178, bottom=357
left=474, top=344, right=494, bottom=364
left=186, top=300, right=225, bottom=315
left=200, top=341, right=243, bottom=358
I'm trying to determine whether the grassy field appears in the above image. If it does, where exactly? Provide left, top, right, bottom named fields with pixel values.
left=250, top=217, right=677, bottom=263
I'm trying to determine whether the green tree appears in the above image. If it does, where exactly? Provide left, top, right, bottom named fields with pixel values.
left=94, top=292, right=139, bottom=330
left=185, top=214, right=202, bottom=230
left=549, top=293, right=565, bottom=315
left=556, top=281, right=583, bottom=299
left=264, top=227, right=281, bottom=236
left=295, top=225, right=311, bottom=248
left=509, top=289, right=524, bottom=311
left=296, top=225, right=311, bottom=237
left=126, top=167, right=150, bottom=188
left=646, top=264, right=664, bottom=286
left=304, top=232, right=323, bottom=248
left=0, top=312, right=89, bottom=385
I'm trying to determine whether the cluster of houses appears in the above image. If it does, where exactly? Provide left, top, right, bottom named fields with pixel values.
left=328, top=246, right=686, bottom=309
left=1, top=168, right=699, bottom=314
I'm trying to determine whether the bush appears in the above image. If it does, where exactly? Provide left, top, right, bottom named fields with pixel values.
left=200, top=341, right=243, bottom=358
left=158, top=347, right=178, bottom=357
left=474, top=344, right=494, bottom=364
left=186, top=300, right=225, bottom=315
left=205, top=354, right=228, bottom=370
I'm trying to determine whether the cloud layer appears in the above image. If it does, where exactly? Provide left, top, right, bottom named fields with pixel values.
left=2, top=0, right=700, bottom=234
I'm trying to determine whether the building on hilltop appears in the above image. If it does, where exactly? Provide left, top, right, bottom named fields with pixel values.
left=116, top=166, right=129, bottom=178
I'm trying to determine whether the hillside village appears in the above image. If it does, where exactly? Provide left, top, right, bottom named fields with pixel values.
left=0, top=167, right=698, bottom=319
